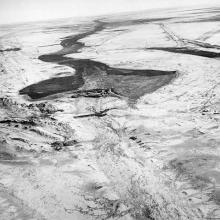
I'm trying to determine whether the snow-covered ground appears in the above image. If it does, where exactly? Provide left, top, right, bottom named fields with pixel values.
left=1, top=6, right=220, bottom=220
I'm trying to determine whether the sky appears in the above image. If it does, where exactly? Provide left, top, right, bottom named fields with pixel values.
left=0, top=0, right=220, bottom=25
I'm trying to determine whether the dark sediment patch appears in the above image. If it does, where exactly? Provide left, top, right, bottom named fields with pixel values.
left=19, top=71, right=84, bottom=99
left=19, top=19, right=177, bottom=101
left=20, top=56, right=176, bottom=100
left=0, top=119, right=36, bottom=126
left=106, top=67, right=176, bottom=76
left=148, top=47, right=220, bottom=58
left=0, top=47, right=21, bottom=53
